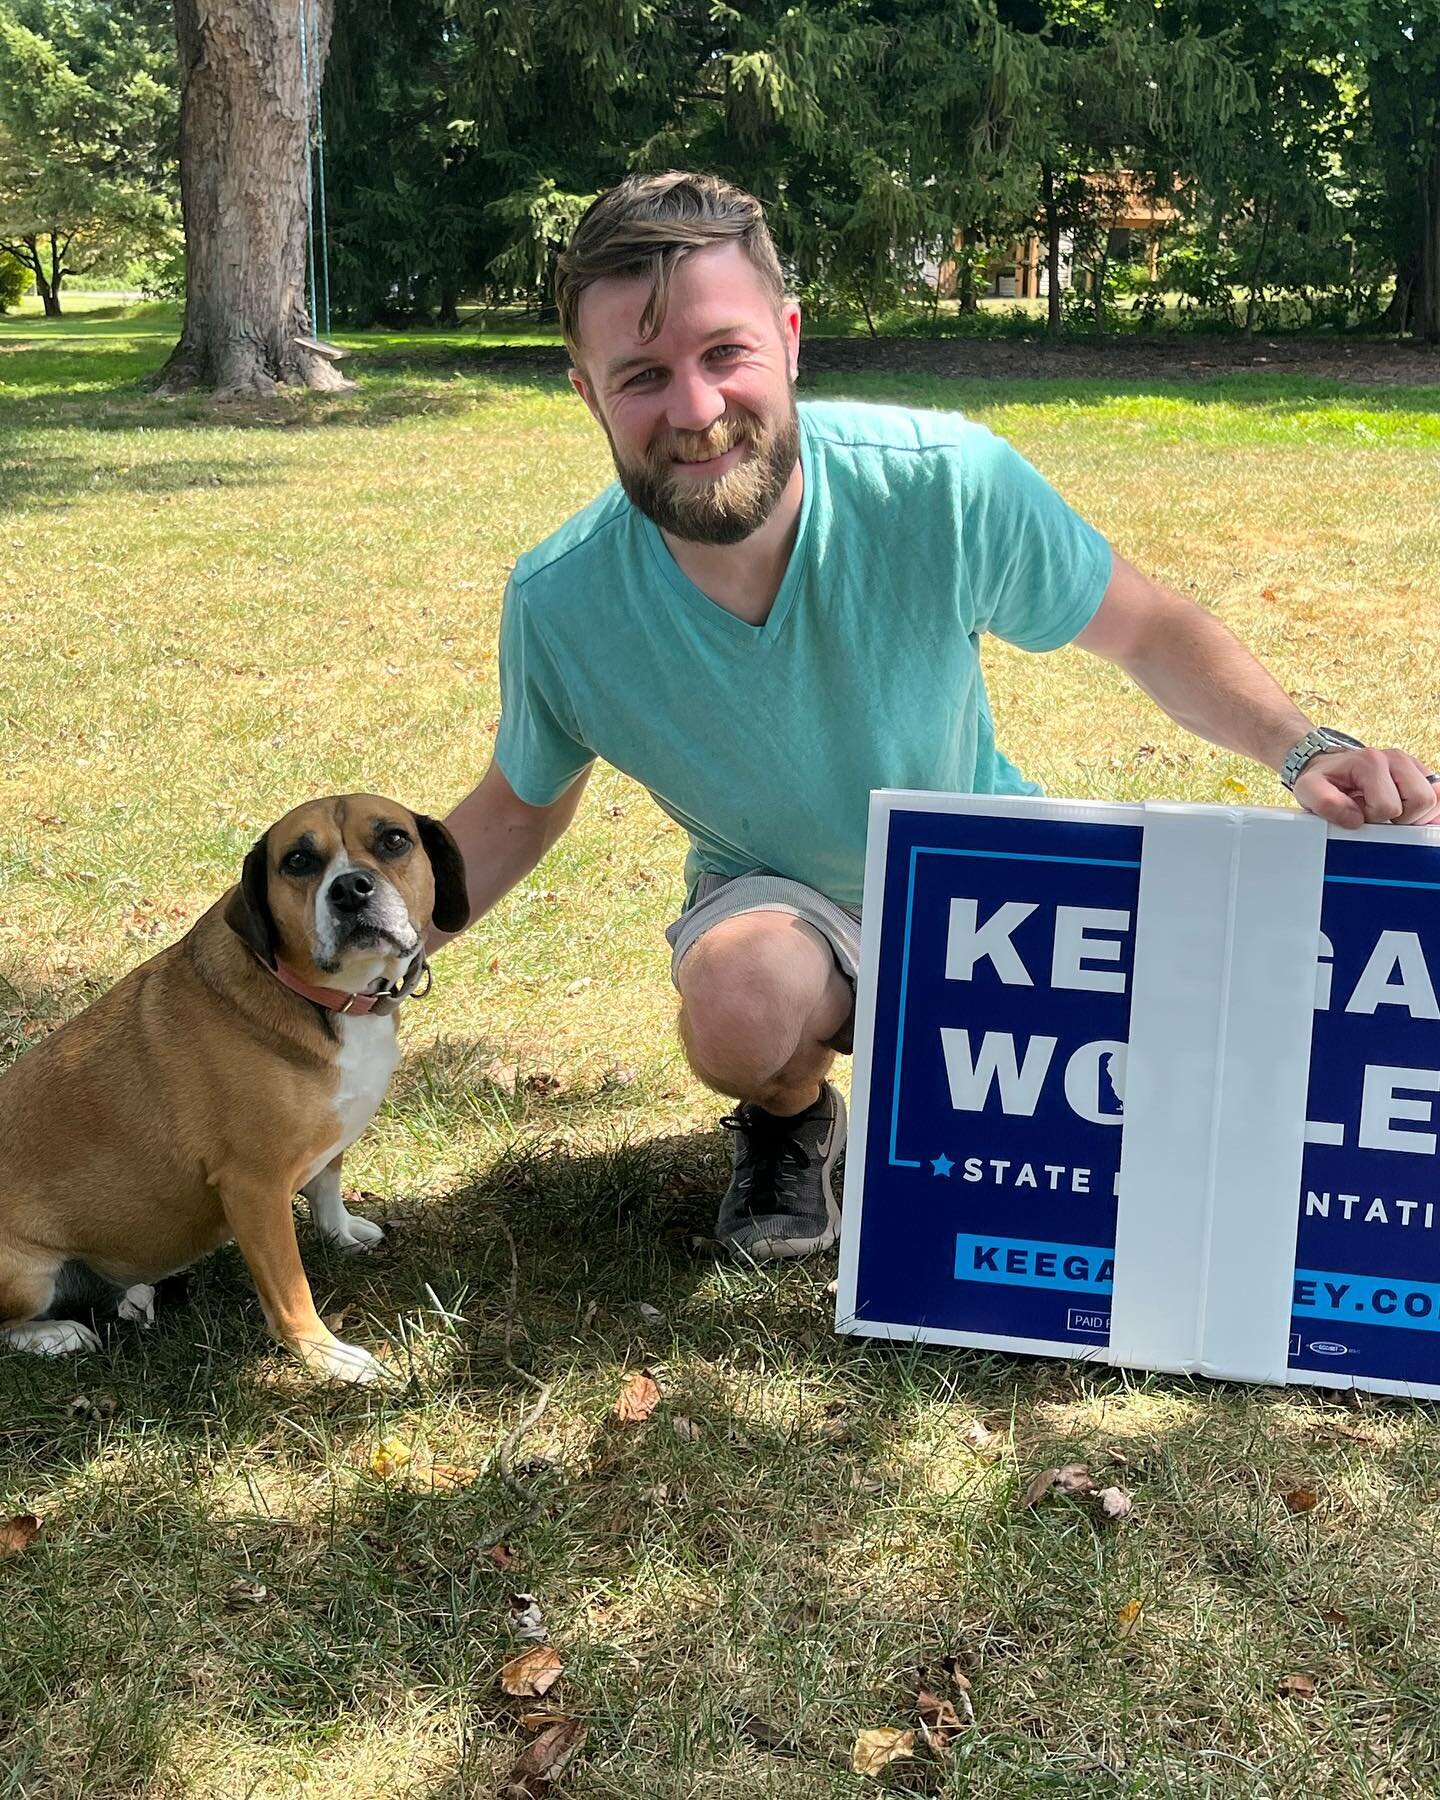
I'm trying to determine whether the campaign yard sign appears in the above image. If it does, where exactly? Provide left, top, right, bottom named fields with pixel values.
left=835, top=792, right=1440, bottom=1399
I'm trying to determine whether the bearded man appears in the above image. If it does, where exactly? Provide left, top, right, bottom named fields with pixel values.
left=434, top=171, right=1439, bottom=1261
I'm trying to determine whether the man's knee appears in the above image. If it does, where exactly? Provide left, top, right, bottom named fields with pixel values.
left=677, top=912, right=841, bottom=1073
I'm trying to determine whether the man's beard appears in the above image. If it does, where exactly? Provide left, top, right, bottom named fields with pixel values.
left=606, top=396, right=800, bottom=546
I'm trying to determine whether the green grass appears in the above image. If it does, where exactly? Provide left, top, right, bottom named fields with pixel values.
left=3, top=306, right=1440, bottom=1797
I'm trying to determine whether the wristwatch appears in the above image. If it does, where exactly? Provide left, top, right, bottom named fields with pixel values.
left=1280, top=727, right=1366, bottom=792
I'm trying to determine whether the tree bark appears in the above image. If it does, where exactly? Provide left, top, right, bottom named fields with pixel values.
left=1042, top=164, right=1062, bottom=336
left=156, top=0, right=350, bottom=397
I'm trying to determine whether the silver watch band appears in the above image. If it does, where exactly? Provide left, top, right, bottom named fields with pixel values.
left=1280, top=728, right=1365, bottom=792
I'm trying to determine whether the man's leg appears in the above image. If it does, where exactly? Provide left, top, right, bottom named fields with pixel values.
left=677, top=910, right=853, bottom=1260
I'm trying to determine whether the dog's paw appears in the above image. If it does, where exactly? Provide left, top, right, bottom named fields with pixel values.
left=118, top=1284, right=157, bottom=1326
left=4, top=1319, right=103, bottom=1356
left=296, top=1335, right=388, bottom=1385
left=323, top=1211, right=386, bottom=1254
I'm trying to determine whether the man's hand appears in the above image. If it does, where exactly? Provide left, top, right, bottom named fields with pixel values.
left=1292, top=748, right=1440, bottom=830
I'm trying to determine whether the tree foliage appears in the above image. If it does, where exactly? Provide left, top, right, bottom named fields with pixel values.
left=0, top=0, right=177, bottom=314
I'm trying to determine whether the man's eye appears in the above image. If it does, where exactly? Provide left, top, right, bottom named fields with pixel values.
left=379, top=828, right=412, bottom=856
left=281, top=850, right=320, bottom=877
left=709, top=343, right=746, bottom=360
left=624, top=367, right=661, bottom=389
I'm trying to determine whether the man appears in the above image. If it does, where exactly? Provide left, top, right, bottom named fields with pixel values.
left=436, top=170, right=1439, bottom=1262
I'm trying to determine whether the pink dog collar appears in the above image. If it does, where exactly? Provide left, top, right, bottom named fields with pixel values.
left=267, top=954, right=429, bottom=1016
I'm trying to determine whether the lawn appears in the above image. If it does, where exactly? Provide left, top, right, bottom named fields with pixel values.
left=2, top=303, right=1440, bottom=1798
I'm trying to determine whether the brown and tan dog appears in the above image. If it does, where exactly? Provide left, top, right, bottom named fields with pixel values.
left=0, top=795, right=469, bottom=1383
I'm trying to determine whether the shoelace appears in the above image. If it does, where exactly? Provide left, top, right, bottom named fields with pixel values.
left=720, top=1108, right=813, bottom=1215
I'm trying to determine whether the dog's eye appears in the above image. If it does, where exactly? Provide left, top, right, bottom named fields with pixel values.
left=280, top=848, right=320, bottom=878
left=378, top=828, right=412, bottom=857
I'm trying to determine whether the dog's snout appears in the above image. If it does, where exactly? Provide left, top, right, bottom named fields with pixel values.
left=328, top=870, right=376, bottom=914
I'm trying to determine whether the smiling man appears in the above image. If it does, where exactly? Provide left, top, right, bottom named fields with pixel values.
left=438, top=170, right=1439, bottom=1262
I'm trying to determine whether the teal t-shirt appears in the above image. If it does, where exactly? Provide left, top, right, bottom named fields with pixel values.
left=495, top=400, right=1111, bottom=909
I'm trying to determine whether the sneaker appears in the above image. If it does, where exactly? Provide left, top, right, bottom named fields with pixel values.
left=715, top=1082, right=847, bottom=1261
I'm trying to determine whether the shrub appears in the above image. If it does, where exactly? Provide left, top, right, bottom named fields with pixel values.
left=0, top=255, right=31, bottom=312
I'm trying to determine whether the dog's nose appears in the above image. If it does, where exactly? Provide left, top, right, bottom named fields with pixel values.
left=328, top=870, right=376, bottom=914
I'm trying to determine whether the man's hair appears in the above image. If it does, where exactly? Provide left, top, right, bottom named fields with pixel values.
left=555, top=171, right=786, bottom=359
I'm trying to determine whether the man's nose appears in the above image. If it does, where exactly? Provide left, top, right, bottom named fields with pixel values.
left=328, top=869, right=376, bottom=914
left=664, top=366, right=726, bottom=434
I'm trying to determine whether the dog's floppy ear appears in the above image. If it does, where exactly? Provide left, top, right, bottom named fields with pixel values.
left=223, top=833, right=279, bottom=967
left=413, top=812, right=470, bottom=934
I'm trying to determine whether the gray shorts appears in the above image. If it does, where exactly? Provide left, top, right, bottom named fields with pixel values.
left=665, top=871, right=862, bottom=1052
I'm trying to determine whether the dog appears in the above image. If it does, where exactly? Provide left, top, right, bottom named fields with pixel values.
left=0, top=795, right=469, bottom=1383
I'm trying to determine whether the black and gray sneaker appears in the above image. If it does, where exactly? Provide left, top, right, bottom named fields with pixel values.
left=715, top=1082, right=847, bottom=1261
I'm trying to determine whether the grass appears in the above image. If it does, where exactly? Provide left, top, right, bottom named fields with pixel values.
left=2, top=304, right=1440, bottom=1797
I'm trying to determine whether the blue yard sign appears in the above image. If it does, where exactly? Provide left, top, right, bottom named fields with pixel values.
left=836, top=792, right=1440, bottom=1398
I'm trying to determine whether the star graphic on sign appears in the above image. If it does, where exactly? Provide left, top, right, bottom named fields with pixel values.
left=931, top=1153, right=955, bottom=1177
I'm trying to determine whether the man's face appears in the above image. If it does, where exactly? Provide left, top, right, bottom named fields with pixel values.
left=569, top=242, right=802, bottom=545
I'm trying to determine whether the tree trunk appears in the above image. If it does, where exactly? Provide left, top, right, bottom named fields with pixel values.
left=959, top=250, right=977, bottom=315
left=156, top=0, right=350, bottom=397
left=1243, top=194, right=1273, bottom=339
left=1042, top=164, right=1062, bottom=337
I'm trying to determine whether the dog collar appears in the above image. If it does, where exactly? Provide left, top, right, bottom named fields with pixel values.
left=267, top=953, right=430, bottom=1016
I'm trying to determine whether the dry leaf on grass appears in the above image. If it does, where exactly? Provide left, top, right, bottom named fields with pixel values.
left=1319, top=1607, right=1347, bottom=1629
left=425, top=1462, right=479, bottom=1493
left=368, top=1436, right=412, bottom=1480
left=499, top=1718, right=587, bottom=1796
left=637, top=1302, right=665, bottom=1324
left=1279, top=1672, right=1318, bottom=1700
left=500, top=1644, right=563, bottom=1698
left=66, top=1392, right=117, bottom=1420
left=614, top=1370, right=661, bottom=1423
left=224, top=1578, right=269, bottom=1610
left=1282, top=1488, right=1319, bottom=1514
left=1055, top=1463, right=1098, bottom=1495
left=1097, top=1486, right=1134, bottom=1521
left=506, top=1593, right=547, bottom=1642
left=1022, top=1463, right=1135, bottom=1522
left=485, top=1543, right=518, bottom=1569
left=916, top=1688, right=968, bottom=1748
left=1022, top=1466, right=1062, bottom=1508
left=0, top=1514, right=42, bottom=1557
left=562, top=977, right=592, bottom=997
left=961, top=1417, right=1002, bottom=1454
left=671, top=1415, right=702, bottom=1442
left=852, top=1727, right=915, bottom=1777
left=1115, top=1600, right=1144, bottom=1639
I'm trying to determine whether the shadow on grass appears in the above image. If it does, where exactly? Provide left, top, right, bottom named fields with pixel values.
left=5, top=1113, right=1440, bottom=1793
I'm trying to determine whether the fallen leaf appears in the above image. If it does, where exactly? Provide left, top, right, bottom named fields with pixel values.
left=1022, top=1466, right=1060, bottom=1508
left=1115, top=1599, right=1144, bottom=1638
left=852, top=1727, right=915, bottom=1777
left=671, top=1414, right=702, bottom=1442
left=506, top=1593, right=547, bottom=1642
left=321, top=1306, right=353, bottom=1333
left=562, top=977, right=592, bottom=997
left=485, top=1543, right=518, bottom=1569
left=849, top=1470, right=883, bottom=1495
left=1261, top=587, right=1279, bottom=602
left=483, top=1058, right=518, bottom=1096
left=1279, top=1672, right=1317, bottom=1700
left=1055, top=1463, right=1098, bottom=1495
left=66, top=1392, right=117, bottom=1420
left=961, top=1417, right=1001, bottom=1454
left=500, top=1644, right=563, bottom=1698
left=224, top=1577, right=268, bottom=1610
left=0, top=1514, right=42, bottom=1557
left=916, top=1687, right=966, bottom=1748
left=637, top=1301, right=665, bottom=1325
left=1282, top=1488, right=1319, bottom=1514
left=614, top=1370, right=661, bottom=1424
left=426, top=1462, right=479, bottom=1493
left=1097, top=1485, right=1134, bottom=1522
left=369, top=1437, right=412, bottom=1480
left=498, top=1718, right=587, bottom=1797
left=1319, top=1607, right=1347, bottom=1629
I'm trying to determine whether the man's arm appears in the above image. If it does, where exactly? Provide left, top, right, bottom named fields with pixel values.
left=427, top=760, right=591, bottom=953
left=1074, top=553, right=1439, bottom=829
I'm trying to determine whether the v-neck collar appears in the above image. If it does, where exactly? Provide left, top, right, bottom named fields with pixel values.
left=637, top=409, right=815, bottom=650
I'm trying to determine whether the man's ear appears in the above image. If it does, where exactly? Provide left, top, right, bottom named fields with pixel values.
left=223, top=833, right=278, bottom=967
left=413, top=813, right=470, bottom=934
left=568, top=364, right=603, bottom=426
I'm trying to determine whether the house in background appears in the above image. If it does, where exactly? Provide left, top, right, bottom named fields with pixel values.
left=937, top=173, right=1181, bottom=299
